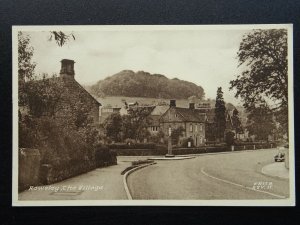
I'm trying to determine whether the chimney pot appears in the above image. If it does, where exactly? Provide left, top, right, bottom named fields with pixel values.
left=170, top=100, right=176, bottom=107
left=189, top=103, right=195, bottom=110
left=60, top=59, right=75, bottom=79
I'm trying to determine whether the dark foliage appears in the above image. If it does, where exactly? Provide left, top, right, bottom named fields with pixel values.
left=180, top=137, right=194, bottom=147
left=103, top=113, right=122, bottom=142
left=246, top=103, right=276, bottom=141
left=108, top=143, right=157, bottom=149
left=49, top=31, right=75, bottom=47
left=214, top=87, right=226, bottom=140
left=89, top=70, right=205, bottom=99
left=232, top=108, right=243, bottom=133
left=171, top=126, right=185, bottom=145
left=225, top=131, right=235, bottom=146
left=230, top=29, right=288, bottom=135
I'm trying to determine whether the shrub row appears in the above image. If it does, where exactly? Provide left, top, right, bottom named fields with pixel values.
left=111, top=143, right=276, bottom=156
left=108, top=143, right=157, bottom=149
left=95, top=146, right=117, bottom=168
left=111, top=148, right=167, bottom=156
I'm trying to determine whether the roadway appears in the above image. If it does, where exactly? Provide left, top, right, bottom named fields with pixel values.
left=127, top=149, right=289, bottom=200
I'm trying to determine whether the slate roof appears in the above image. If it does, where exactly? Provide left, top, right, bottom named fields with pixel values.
left=34, top=77, right=101, bottom=106
left=150, top=105, right=169, bottom=116
left=172, top=107, right=206, bottom=123
left=147, top=115, right=161, bottom=126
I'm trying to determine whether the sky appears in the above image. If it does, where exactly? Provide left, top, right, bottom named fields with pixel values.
left=25, top=27, right=250, bottom=105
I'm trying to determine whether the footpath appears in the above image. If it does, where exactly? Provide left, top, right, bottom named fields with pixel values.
left=261, top=162, right=289, bottom=179
left=19, top=157, right=136, bottom=201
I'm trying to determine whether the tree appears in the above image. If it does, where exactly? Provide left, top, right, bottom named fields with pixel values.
left=246, top=103, right=276, bottom=141
left=171, top=126, right=185, bottom=145
left=214, top=87, right=226, bottom=140
left=49, top=31, right=75, bottom=47
left=232, top=108, right=243, bottom=134
left=18, top=31, right=36, bottom=82
left=103, top=113, right=122, bottom=142
left=18, top=32, right=36, bottom=106
left=25, top=74, right=65, bottom=117
left=122, top=107, right=152, bottom=141
left=230, top=29, right=288, bottom=134
left=225, top=131, right=235, bottom=146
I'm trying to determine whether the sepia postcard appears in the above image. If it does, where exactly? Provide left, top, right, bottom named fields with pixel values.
left=12, top=25, right=295, bottom=206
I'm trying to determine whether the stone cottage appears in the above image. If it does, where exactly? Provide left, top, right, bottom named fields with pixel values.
left=159, top=100, right=206, bottom=147
left=55, top=59, right=101, bottom=126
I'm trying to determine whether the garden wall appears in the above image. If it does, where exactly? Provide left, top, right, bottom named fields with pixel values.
left=19, top=148, right=41, bottom=192
left=19, top=147, right=117, bottom=191
left=110, top=143, right=276, bottom=156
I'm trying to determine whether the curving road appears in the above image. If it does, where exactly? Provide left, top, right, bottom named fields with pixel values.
left=127, top=149, right=290, bottom=200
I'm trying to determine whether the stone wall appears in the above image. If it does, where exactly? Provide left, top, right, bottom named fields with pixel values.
left=19, top=146, right=117, bottom=190
left=18, top=148, right=41, bottom=192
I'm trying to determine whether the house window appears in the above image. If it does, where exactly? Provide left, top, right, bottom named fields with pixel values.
left=152, top=126, right=158, bottom=131
left=190, top=124, right=193, bottom=132
left=200, top=137, right=203, bottom=144
left=175, top=114, right=178, bottom=118
left=195, top=124, right=198, bottom=132
left=199, top=124, right=203, bottom=131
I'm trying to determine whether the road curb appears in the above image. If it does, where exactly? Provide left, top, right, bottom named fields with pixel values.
left=148, top=156, right=195, bottom=160
left=123, top=162, right=156, bottom=200
left=261, top=163, right=289, bottom=180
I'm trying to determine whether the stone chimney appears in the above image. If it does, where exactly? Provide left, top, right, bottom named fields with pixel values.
left=60, top=59, right=75, bottom=79
left=189, top=102, right=195, bottom=110
left=170, top=100, right=176, bottom=107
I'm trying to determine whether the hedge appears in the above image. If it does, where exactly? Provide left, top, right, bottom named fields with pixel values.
left=110, top=143, right=276, bottom=156
left=111, top=148, right=167, bottom=156
left=108, top=143, right=157, bottom=149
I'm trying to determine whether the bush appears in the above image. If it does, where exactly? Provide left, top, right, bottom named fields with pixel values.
left=108, top=142, right=157, bottom=149
left=225, top=131, right=235, bottom=146
left=112, top=145, right=168, bottom=156
left=95, top=144, right=117, bottom=167
left=180, top=137, right=194, bottom=147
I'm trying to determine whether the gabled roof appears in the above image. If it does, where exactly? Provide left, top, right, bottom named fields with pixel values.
left=150, top=105, right=169, bottom=116
left=71, top=79, right=102, bottom=106
left=32, top=76, right=101, bottom=106
left=161, top=107, right=206, bottom=123
left=147, top=115, right=161, bottom=126
left=175, top=108, right=202, bottom=122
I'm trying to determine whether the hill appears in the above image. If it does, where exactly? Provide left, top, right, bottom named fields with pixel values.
left=88, top=70, right=205, bottom=99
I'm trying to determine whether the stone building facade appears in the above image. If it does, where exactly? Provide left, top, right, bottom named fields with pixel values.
left=159, top=100, right=206, bottom=147
left=50, top=59, right=101, bottom=126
